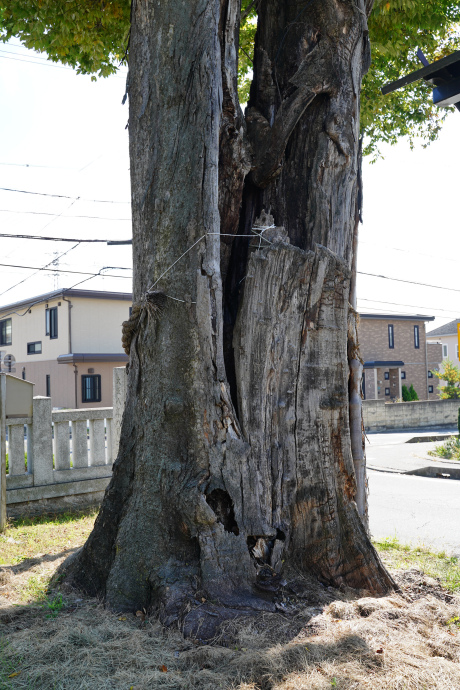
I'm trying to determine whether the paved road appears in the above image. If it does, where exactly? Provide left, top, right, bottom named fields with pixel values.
left=368, top=469, right=460, bottom=556
left=365, top=426, right=458, bottom=474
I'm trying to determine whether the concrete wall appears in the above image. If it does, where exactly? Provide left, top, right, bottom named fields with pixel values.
left=363, top=398, right=460, bottom=431
left=5, top=368, right=127, bottom=517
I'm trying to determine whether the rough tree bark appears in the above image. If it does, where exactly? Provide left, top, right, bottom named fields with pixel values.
left=62, top=0, right=394, bottom=635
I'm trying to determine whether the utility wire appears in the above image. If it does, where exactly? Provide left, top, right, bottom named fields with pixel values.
left=359, top=240, right=460, bottom=265
left=0, top=262, right=131, bottom=280
left=0, top=233, right=111, bottom=243
left=357, top=297, right=459, bottom=316
left=357, top=271, right=460, bottom=294
left=0, top=242, right=82, bottom=298
left=0, top=270, right=132, bottom=320
left=0, top=186, right=130, bottom=204
left=0, top=209, right=130, bottom=221
left=0, top=50, right=127, bottom=78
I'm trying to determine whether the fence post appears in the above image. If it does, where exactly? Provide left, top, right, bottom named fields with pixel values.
left=32, top=396, right=54, bottom=486
left=112, top=367, right=127, bottom=461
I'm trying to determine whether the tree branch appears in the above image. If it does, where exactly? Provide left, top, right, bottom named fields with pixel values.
left=246, top=43, right=336, bottom=188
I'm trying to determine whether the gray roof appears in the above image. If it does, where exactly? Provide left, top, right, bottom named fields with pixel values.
left=426, top=318, right=460, bottom=337
left=359, top=313, right=435, bottom=322
left=0, top=288, right=132, bottom=314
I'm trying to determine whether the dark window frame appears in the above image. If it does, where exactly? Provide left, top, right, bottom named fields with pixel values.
left=81, top=374, right=102, bottom=403
left=428, top=385, right=434, bottom=394
left=388, top=324, right=394, bottom=349
left=45, top=307, right=58, bottom=339
left=0, top=318, right=12, bottom=346
left=46, top=374, right=51, bottom=397
left=384, top=372, right=390, bottom=380
left=385, top=387, right=390, bottom=396
left=414, top=324, right=420, bottom=349
left=27, top=341, right=42, bottom=355
left=401, top=371, right=406, bottom=379
left=428, top=370, right=433, bottom=379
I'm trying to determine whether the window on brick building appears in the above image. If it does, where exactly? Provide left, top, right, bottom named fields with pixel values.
left=385, top=388, right=390, bottom=396
left=428, top=385, right=433, bottom=393
left=401, top=371, right=406, bottom=379
left=384, top=372, right=389, bottom=380
left=428, top=371, right=433, bottom=379
left=388, top=324, right=394, bottom=349
left=414, top=325, right=420, bottom=349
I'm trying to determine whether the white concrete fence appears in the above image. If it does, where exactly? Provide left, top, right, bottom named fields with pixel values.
left=363, top=397, right=460, bottom=432
left=5, top=367, right=127, bottom=516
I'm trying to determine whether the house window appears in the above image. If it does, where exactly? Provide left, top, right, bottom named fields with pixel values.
left=82, top=374, right=101, bottom=403
left=443, top=344, right=448, bottom=359
left=428, top=385, right=433, bottom=394
left=384, top=372, right=389, bottom=380
left=22, top=368, right=25, bottom=380
left=45, top=307, right=58, bottom=339
left=46, top=374, right=51, bottom=397
left=401, top=371, right=406, bottom=379
left=0, top=318, right=12, bottom=346
left=388, top=324, right=394, bottom=349
left=428, top=371, right=433, bottom=379
left=27, top=341, right=42, bottom=355
left=414, top=325, right=420, bottom=349
left=385, top=388, right=390, bottom=396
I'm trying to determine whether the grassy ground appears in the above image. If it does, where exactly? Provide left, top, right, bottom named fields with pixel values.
left=1, top=510, right=460, bottom=689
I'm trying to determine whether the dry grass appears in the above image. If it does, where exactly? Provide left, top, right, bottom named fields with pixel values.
left=1, top=510, right=460, bottom=689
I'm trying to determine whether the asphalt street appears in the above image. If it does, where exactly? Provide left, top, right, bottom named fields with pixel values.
left=365, top=426, right=460, bottom=555
left=368, top=469, right=460, bottom=556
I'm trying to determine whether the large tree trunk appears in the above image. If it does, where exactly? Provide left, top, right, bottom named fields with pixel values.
left=63, top=0, right=393, bottom=635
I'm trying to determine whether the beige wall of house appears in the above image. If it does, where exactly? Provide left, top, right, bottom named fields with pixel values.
left=359, top=316, right=439, bottom=401
left=15, top=359, right=126, bottom=409
left=436, top=334, right=460, bottom=366
left=0, top=289, right=131, bottom=409
left=0, top=295, right=70, bottom=365
left=71, top=297, right=131, bottom=353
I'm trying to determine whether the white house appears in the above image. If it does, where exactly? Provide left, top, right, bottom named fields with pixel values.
left=0, top=289, right=131, bottom=408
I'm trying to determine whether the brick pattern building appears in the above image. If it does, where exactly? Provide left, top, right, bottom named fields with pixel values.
left=359, top=314, right=442, bottom=401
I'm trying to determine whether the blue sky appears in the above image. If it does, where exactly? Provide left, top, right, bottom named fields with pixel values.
left=0, top=39, right=459, bottom=329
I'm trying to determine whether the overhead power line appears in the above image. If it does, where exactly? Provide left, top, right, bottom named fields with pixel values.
left=357, top=271, right=460, bottom=294
left=0, top=270, right=132, bottom=319
left=0, top=208, right=131, bottom=221
left=0, top=241, right=82, bottom=298
left=0, top=262, right=132, bottom=280
left=357, top=297, right=459, bottom=316
left=0, top=233, right=110, bottom=243
left=0, top=50, right=127, bottom=79
left=0, top=187, right=130, bottom=204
